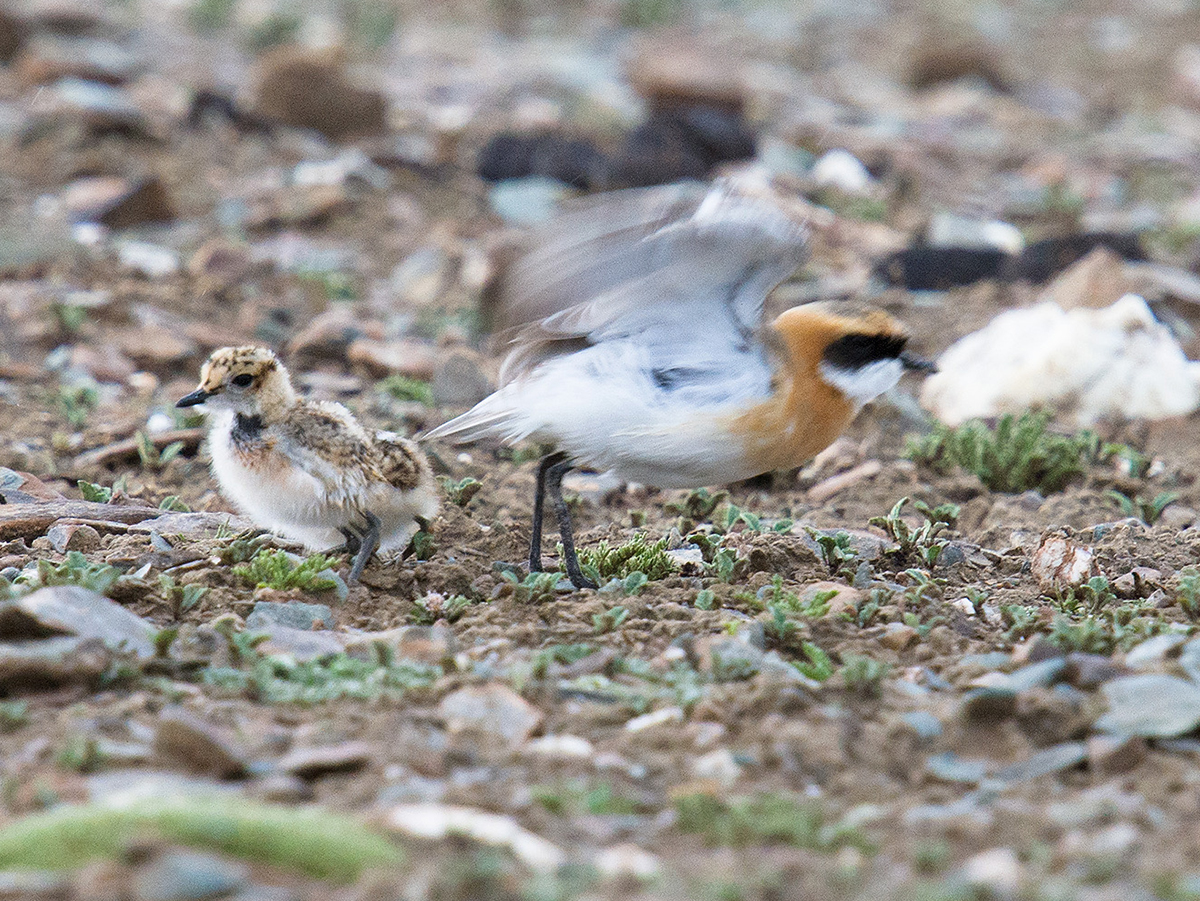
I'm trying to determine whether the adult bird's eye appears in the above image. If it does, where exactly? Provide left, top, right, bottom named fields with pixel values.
left=231, top=373, right=254, bottom=388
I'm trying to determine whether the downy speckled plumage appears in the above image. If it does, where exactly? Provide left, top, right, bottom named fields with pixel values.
left=178, top=346, right=438, bottom=583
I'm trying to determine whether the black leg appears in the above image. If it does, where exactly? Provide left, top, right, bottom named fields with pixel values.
left=547, top=458, right=597, bottom=590
left=529, top=451, right=567, bottom=574
left=347, top=511, right=381, bottom=584
left=337, top=527, right=361, bottom=557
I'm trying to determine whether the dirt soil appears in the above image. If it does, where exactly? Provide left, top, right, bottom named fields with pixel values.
left=4, top=1, right=1200, bottom=899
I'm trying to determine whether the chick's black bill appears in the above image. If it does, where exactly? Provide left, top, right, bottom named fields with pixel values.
left=176, top=389, right=211, bottom=408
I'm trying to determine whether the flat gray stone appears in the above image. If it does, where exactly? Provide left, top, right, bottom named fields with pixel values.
left=1096, top=674, right=1200, bottom=737
left=0, top=635, right=111, bottom=687
left=132, top=849, right=249, bottom=901
left=247, top=601, right=334, bottom=631
left=0, top=586, right=155, bottom=659
left=993, top=741, right=1087, bottom=784
left=154, top=708, right=248, bottom=779
left=277, top=740, right=372, bottom=779
left=438, top=683, right=544, bottom=748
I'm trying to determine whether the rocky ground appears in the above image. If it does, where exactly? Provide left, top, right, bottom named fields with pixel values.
left=5, top=1, right=1200, bottom=899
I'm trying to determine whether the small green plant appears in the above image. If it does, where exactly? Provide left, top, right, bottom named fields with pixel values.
left=56, top=735, right=107, bottom=773
left=158, top=495, right=191, bottom=513
left=1178, top=567, right=1200, bottom=621
left=529, top=643, right=597, bottom=679
left=905, top=411, right=1098, bottom=495
left=619, top=0, right=685, bottom=28
left=592, top=605, right=630, bottom=635
left=1053, top=575, right=1118, bottom=616
left=136, top=431, right=185, bottom=471
left=673, top=793, right=873, bottom=852
left=764, top=604, right=799, bottom=643
left=902, top=569, right=943, bottom=607
left=78, top=480, right=113, bottom=503
left=215, top=533, right=267, bottom=565
left=1002, top=604, right=1040, bottom=641
left=0, top=700, right=29, bottom=732
left=531, top=781, right=641, bottom=817
left=205, top=648, right=440, bottom=704
left=1106, top=490, right=1179, bottom=525
left=709, top=546, right=744, bottom=584
left=378, top=375, right=434, bottom=407
left=410, top=592, right=473, bottom=624
left=500, top=570, right=560, bottom=604
left=578, top=533, right=674, bottom=583
left=793, top=642, right=835, bottom=682
left=437, top=476, right=482, bottom=507
left=694, top=588, right=717, bottom=610
left=806, top=528, right=858, bottom=578
left=1047, top=606, right=1173, bottom=654
left=27, top=552, right=121, bottom=595
left=188, top=0, right=236, bottom=31
left=870, top=497, right=960, bottom=565
left=57, top=385, right=98, bottom=428
left=158, top=574, right=209, bottom=616
left=1104, top=443, right=1154, bottom=479
left=841, top=654, right=889, bottom=698
left=665, top=487, right=727, bottom=530
left=233, top=550, right=338, bottom=593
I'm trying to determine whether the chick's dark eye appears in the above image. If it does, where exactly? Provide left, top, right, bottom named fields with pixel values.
left=231, top=373, right=254, bottom=388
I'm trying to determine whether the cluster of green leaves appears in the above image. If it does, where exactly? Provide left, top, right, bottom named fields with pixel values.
left=205, top=646, right=439, bottom=704
left=136, top=431, right=185, bottom=471
left=577, top=533, right=674, bottom=583
left=592, top=605, right=630, bottom=635
left=870, top=497, right=960, bottom=567
left=531, top=780, right=642, bottom=817
left=409, top=593, right=474, bottom=625
left=78, top=479, right=116, bottom=503
left=841, top=654, right=890, bottom=698
left=233, top=549, right=338, bottom=593
left=437, top=476, right=482, bottom=507
left=57, top=385, right=98, bottom=428
left=674, top=793, right=873, bottom=852
left=158, top=574, right=209, bottom=616
left=1047, top=608, right=1174, bottom=655
left=1106, top=489, right=1179, bottom=525
left=805, top=528, right=858, bottom=578
left=760, top=576, right=835, bottom=644
left=905, top=411, right=1099, bottom=494
left=499, top=570, right=561, bottom=604
left=378, top=375, right=434, bottom=407
left=17, top=551, right=122, bottom=596
left=556, top=657, right=705, bottom=715
left=665, top=487, right=727, bottom=531
left=792, top=643, right=835, bottom=682
left=1052, top=575, right=1117, bottom=616
left=1178, top=567, right=1200, bottom=620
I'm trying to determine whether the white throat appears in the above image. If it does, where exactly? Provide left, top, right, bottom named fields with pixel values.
left=818, top=358, right=904, bottom=405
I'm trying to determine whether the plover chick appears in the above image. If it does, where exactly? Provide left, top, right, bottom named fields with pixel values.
left=428, top=180, right=933, bottom=589
left=177, top=346, right=438, bottom=583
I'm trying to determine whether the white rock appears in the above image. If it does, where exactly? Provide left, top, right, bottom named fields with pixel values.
left=922, top=294, right=1200, bottom=427
left=811, top=149, right=873, bottom=194
left=691, top=748, right=741, bottom=786
left=926, top=213, right=1024, bottom=254
left=118, top=241, right=180, bottom=278
left=625, top=706, right=684, bottom=733
left=384, top=803, right=565, bottom=871
left=594, top=844, right=662, bottom=881
left=525, top=734, right=595, bottom=758
left=951, top=598, right=977, bottom=616
left=961, top=847, right=1022, bottom=895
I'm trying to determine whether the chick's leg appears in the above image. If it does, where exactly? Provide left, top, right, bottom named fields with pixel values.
left=347, top=511, right=381, bottom=584
left=546, top=457, right=597, bottom=591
